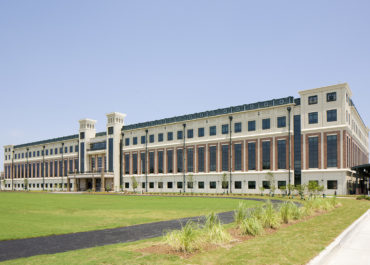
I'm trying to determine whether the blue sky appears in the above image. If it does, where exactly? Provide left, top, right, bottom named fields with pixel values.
left=1, top=0, right=370, bottom=171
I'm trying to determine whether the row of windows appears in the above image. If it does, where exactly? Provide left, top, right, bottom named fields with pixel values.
left=308, top=92, right=337, bottom=105
left=308, top=135, right=338, bottom=168
left=308, top=109, right=337, bottom=124
left=123, top=140, right=288, bottom=175
left=4, top=183, right=72, bottom=189
left=124, top=117, right=287, bottom=146
left=6, top=145, right=78, bottom=161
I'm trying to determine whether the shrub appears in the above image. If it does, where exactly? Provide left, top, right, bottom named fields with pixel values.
left=261, top=200, right=281, bottom=229
left=234, top=202, right=248, bottom=226
left=204, top=213, right=231, bottom=244
left=164, top=221, right=203, bottom=253
left=240, top=216, right=264, bottom=236
left=280, top=202, right=293, bottom=224
left=291, top=203, right=302, bottom=220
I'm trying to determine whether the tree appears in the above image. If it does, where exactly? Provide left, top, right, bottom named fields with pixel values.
left=308, top=181, right=319, bottom=197
left=221, top=172, right=228, bottom=194
left=267, top=172, right=276, bottom=197
left=187, top=174, right=194, bottom=194
left=279, top=185, right=287, bottom=197
left=132, top=176, right=138, bottom=193
left=295, top=184, right=306, bottom=199
left=24, top=178, right=28, bottom=191
left=259, top=185, right=265, bottom=196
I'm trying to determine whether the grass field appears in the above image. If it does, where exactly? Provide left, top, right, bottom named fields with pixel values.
left=0, top=192, right=261, bottom=240
left=2, top=198, right=369, bottom=265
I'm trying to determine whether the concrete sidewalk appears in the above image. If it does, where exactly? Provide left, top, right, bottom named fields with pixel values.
left=308, top=209, right=370, bottom=265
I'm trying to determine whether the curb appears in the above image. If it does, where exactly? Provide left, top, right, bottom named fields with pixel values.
left=307, top=209, right=370, bottom=265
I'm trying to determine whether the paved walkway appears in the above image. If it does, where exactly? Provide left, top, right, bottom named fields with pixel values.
left=308, top=209, right=370, bottom=265
left=0, top=197, right=273, bottom=262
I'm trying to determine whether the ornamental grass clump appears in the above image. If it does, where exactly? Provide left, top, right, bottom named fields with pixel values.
left=204, top=212, right=232, bottom=244
left=261, top=200, right=281, bottom=229
left=164, top=221, right=203, bottom=253
left=240, top=216, right=264, bottom=236
left=279, top=201, right=294, bottom=224
left=234, top=202, right=248, bottom=226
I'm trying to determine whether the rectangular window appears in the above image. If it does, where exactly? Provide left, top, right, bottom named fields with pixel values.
left=277, top=116, right=286, bottom=128
left=234, top=143, right=242, bottom=171
left=222, top=124, right=228, bottom=134
left=75, top=145, right=78, bottom=152
left=69, top=146, right=73, bottom=153
left=149, top=182, right=154, bottom=189
left=327, top=92, right=337, bottom=102
left=45, top=163, right=48, bottom=177
left=248, top=142, right=256, bottom=170
left=133, top=137, right=138, bottom=145
left=327, top=135, right=337, bottom=167
left=108, top=138, right=113, bottom=172
left=234, top=122, right=242, bottom=133
left=158, top=182, right=163, bottom=189
left=177, top=182, right=183, bottom=189
left=198, top=147, right=205, bottom=172
left=59, top=161, right=63, bottom=177
left=54, top=161, right=58, bottom=176
left=198, top=181, right=204, bottom=189
left=308, top=112, right=318, bottom=124
left=158, top=133, right=163, bottom=142
left=327, top=109, right=337, bottom=122
left=262, top=141, right=271, bottom=170
left=132, top=153, right=138, bottom=174
left=234, top=181, right=242, bottom=189
left=140, top=153, right=145, bottom=174
left=210, top=181, right=217, bottom=189
left=187, top=148, right=194, bottom=172
left=278, top=181, right=286, bottom=189
left=69, top=159, right=73, bottom=174
left=50, top=162, right=53, bottom=177
left=167, top=150, right=173, bottom=173
left=125, top=138, right=130, bottom=146
left=327, top=180, right=338, bottom=189
left=149, top=134, right=154, bottom=143
left=187, top=129, right=193, bottom=139
left=167, top=182, right=173, bottom=189
left=125, top=182, right=129, bottom=189
left=177, top=149, right=183, bottom=172
left=167, top=132, right=173, bottom=141
left=198, top=128, right=204, bottom=137
left=209, top=126, right=216, bottom=136
left=158, top=151, right=163, bottom=173
left=222, top=145, right=229, bottom=171
left=149, top=152, right=155, bottom=173
left=65, top=147, right=68, bottom=154
left=308, top=137, right=319, bottom=168
left=308, top=95, right=318, bottom=105
left=277, top=140, right=286, bottom=169
left=141, top=135, right=146, bottom=144
left=262, top=180, right=270, bottom=189
left=125, top=154, right=130, bottom=174
left=59, top=148, right=63, bottom=154
left=187, top=181, right=193, bottom=189
left=177, top=130, right=183, bottom=140
left=209, top=146, right=217, bottom=172
left=262, top=119, right=270, bottom=130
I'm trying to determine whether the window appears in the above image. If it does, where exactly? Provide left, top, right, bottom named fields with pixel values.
left=248, top=142, right=256, bottom=170
left=210, top=181, right=217, bottom=189
left=177, top=182, right=183, bottom=189
left=198, top=181, right=204, bottom=189
left=75, top=145, right=78, bottom=152
left=177, top=149, right=183, bottom=172
left=69, top=146, right=73, bottom=153
left=308, top=95, right=318, bottom=105
left=234, top=122, right=242, bottom=133
left=149, top=134, right=154, bottom=143
left=222, top=124, right=228, bottom=134
left=327, top=180, right=338, bottom=189
left=158, top=151, right=163, bottom=173
left=209, top=126, right=216, bottom=136
left=177, top=130, right=183, bottom=140
left=327, top=135, right=337, bottom=167
left=133, top=137, right=138, bottom=145
left=262, top=141, right=270, bottom=170
left=132, top=153, right=138, bottom=174
left=167, top=132, right=173, bottom=141
left=234, top=143, right=242, bottom=171
left=108, top=127, right=114, bottom=134
left=125, top=154, right=130, bottom=174
left=149, top=152, right=155, bottom=173
left=278, top=181, right=286, bottom=189
left=262, top=119, right=270, bottom=130
left=327, top=109, right=337, bottom=122
left=248, top=121, right=256, bottom=131
left=222, top=145, right=229, bottom=171
left=141, top=135, right=146, bottom=144
left=308, top=112, right=318, bottom=124
left=167, top=150, right=173, bottom=173
left=308, top=137, right=319, bottom=168
left=262, top=181, right=270, bottom=189
left=125, top=182, right=130, bottom=189
left=327, top=92, right=336, bottom=102
left=277, top=116, right=286, bottom=128
left=198, top=147, right=205, bottom=172
left=234, top=181, right=242, bottom=189
left=140, top=153, right=145, bottom=174
left=167, top=182, right=173, bottom=189
left=187, top=181, right=193, bottom=189
left=187, top=148, right=193, bottom=172
left=33, top=151, right=36, bottom=157
left=65, top=147, right=68, bottom=153
left=209, top=146, right=217, bottom=172
left=277, top=140, right=286, bottom=169
left=59, top=148, right=63, bottom=154
left=80, top=132, right=85, bottom=139
left=149, top=182, right=154, bottom=189
left=158, top=133, right=163, bottom=142
left=158, top=182, right=163, bottom=189
left=125, top=138, right=130, bottom=146
left=198, top=127, right=204, bottom=137
left=187, top=129, right=193, bottom=139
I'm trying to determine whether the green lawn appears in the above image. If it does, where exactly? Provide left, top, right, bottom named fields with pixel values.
left=2, top=198, right=369, bottom=265
left=0, top=192, right=261, bottom=240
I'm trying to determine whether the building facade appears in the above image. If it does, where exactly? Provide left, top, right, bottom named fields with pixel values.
left=3, top=83, right=369, bottom=195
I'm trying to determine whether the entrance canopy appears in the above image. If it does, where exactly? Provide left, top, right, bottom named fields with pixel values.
left=351, top=164, right=370, bottom=195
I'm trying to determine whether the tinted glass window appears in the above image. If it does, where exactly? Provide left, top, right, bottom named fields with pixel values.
left=262, top=118, right=270, bottom=130
left=248, top=121, right=256, bottom=131
left=308, top=112, right=318, bottom=124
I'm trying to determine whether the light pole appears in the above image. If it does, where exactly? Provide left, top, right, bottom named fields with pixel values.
left=229, top=116, right=233, bottom=194
left=42, top=146, right=45, bottom=191
left=145, top=129, right=148, bottom=192
left=120, top=131, right=124, bottom=191
left=287, top=106, right=292, bottom=195
left=183, top=124, right=186, bottom=193
left=61, top=142, right=64, bottom=191
left=11, top=150, right=14, bottom=191
left=26, top=147, right=29, bottom=191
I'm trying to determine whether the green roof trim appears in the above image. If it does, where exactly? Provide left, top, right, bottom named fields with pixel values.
left=14, top=134, right=79, bottom=149
left=122, top=96, right=295, bottom=131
